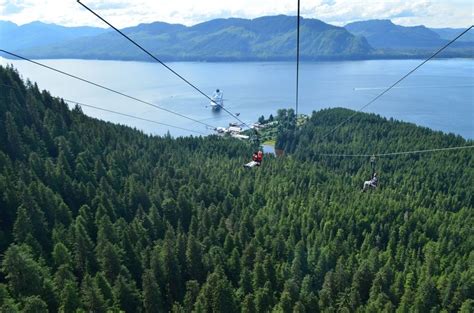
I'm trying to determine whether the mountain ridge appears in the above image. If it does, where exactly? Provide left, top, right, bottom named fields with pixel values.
left=9, top=16, right=372, bottom=61
left=431, top=27, right=474, bottom=42
left=1, top=16, right=473, bottom=61
left=0, top=20, right=108, bottom=51
left=344, top=19, right=473, bottom=50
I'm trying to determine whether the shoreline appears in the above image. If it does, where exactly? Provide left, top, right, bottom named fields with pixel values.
left=1, top=55, right=473, bottom=64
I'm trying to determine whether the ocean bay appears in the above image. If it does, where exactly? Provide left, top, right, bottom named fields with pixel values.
left=1, top=57, right=472, bottom=138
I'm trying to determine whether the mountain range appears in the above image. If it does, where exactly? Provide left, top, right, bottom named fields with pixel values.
left=345, top=19, right=473, bottom=51
left=0, top=20, right=107, bottom=51
left=1, top=17, right=472, bottom=61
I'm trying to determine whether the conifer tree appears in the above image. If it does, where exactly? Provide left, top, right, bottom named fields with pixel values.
left=142, top=269, right=164, bottom=313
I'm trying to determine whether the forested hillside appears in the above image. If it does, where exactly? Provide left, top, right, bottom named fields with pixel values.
left=345, top=20, right=445, bottom=49
left=0, top=65, right=473, bottom=312
left=12, top=16, right=371, bottom=61
left=0, top=21, right=107, bottom=51
left=344, top=20, right=473, bottom=58
left=5, top=16, right=473, bottom=61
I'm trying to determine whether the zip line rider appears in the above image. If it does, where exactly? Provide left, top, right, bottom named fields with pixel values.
left=362, top=172, right=378, bottom=192
left=244, top=150, right=263, bottom=168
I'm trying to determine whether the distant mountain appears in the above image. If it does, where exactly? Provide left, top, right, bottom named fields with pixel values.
left=2, top=17, right=472, bottom=62
left=344, top=19, right=473, bottom=58
left=11, top=16, right=373, bottom=61
left=0, top=21, right=108, bottom=51
left=431, top=28, right=474, bottom=43
left=345, top=19, right=446, bottom=49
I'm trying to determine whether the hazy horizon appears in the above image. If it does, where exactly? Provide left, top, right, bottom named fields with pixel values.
left=1, top=0, right=472, bottom=29
left=1, top=14, right=472, bottom=31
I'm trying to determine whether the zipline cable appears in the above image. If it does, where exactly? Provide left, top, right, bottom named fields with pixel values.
left=321, top=25, right=474, bottom=140
left=0, top=49, right=218, bottom=130
left=77, top=0, right=251, bottom=130
left=314, top=145, right=474, bottom=158
left=2, top=84, right=472, bottom=155
left=62, top=99, right=207, bottom=135
left=0, top=83, right=206, bottom=135
left=296, top=0, right=301, bottom=118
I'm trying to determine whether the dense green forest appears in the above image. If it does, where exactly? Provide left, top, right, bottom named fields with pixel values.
left=0, top=65, right=473, bottom=312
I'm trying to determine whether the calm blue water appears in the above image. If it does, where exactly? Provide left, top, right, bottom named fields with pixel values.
left=1, top=57, right=473, bottom=138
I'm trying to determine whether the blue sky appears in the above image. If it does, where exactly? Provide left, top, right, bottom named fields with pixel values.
left=0, top=0, right=473, bottom=28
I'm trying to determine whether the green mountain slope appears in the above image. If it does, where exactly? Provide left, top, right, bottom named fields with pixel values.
left=0, top=65, right=473, bottom=312
left=13, top=16, right=372, bottom=61
left=0, top=21, right=107, bottom=51
left=344, top=20, right=474, bottom=57
left=431, top=27, right=474, bottom=43
left=345, top=20, right=444, bottom=49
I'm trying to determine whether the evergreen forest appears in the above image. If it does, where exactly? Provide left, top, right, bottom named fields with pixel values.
left=0, top=65, right=473, bottom=312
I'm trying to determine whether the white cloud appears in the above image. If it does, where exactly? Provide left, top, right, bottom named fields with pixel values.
left=0, top=0, right=472, bottom=28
